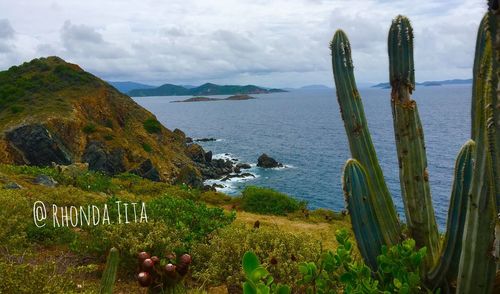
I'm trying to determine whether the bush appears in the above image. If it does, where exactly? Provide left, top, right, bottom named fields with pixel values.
left=191, top=223, right=322, bottom=289
left=142, top=143, right=153, bottom=153
left=143, top=118, right=162, bottom=134
left=82, top=123, right=97, bottom=134
left=240, top=230, right=428, bottom=293
left=147, top=195, right=236, bottom=246
left=239, top=186, right=306, bottom=215
left=10, top=105, right=24, bottom=114
left=72, top=171, right=117, bottom=193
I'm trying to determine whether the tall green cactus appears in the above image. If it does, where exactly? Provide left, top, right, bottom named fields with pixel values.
left=456, top=11, right=497, bottom=293
left=331, top=30, right=402, bottom=247
left=388, top=15, right=440, bottom=268
left=100, top=247, right=119, bottom=294
left=331, top=3, right=499, bottom=292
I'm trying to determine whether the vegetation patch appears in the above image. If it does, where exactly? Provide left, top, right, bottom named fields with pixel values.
left=143, top=118, right=162, bottom=134
left=239, top=186, right=306, bottom=215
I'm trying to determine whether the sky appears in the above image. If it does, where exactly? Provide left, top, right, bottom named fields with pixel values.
left=0, top=0, right=486, bottom=88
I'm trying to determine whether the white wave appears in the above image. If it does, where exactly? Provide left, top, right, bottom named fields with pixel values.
left=204, top=172, right=259, bottom=194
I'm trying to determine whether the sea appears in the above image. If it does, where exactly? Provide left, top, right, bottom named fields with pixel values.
left=133, top=84, right=471, bottom=230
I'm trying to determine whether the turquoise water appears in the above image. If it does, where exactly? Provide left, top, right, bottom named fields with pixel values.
left=134, top=84, right=471, bottom=230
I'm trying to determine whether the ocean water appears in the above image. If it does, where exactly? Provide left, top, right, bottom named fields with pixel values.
left=133, top=84, right=471, bottom=230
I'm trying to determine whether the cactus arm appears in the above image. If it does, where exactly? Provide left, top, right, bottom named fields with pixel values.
left=331, top=30, right=401, bottom=246
left=388, top=15, right=441, bottom=268
left=488, top=2, right=500, bottom=208
left=342, top=159, right=386, bottom=270
left=426, top=141, right=475, bottom=289
left=100, top=247, right=120, bottom=294
left=456, top=21, right=497, bottom=293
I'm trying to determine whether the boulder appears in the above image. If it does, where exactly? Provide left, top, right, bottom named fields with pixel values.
left=33, top=175, right=58, bottom=187
left=4, top=182, right=23, bottom=189
left=186, top=144, right=206, bottom=163
left=5, top=124, right=72, bottom=166
left=236, top=163, right=251, bottom=169
left=257, top=153, right=283, bottom=168
left=130, top=159, right=161, bottom=182
left=204, top=151, right=213, bottom=162
left=175, top=165, right=203, bottom=188
left=82, top=141, right=125, bottom=175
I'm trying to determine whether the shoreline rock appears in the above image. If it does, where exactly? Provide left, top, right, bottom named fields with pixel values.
left=257, top=153, right=283, bottom=168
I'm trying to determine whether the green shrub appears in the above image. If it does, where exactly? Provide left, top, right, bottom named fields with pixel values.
left=26, top=224, right=76, bottom=245
left=142, top=142, right=153, bottom=153
left=191, top=223, right=321, bottom=289
left=82, top=123, right=97, bottom=134
left=10, top=105, right=24, bottom=114
left=148, top=195, right=236, bottom=246
left=72, top=171, right=117, bottom=193
left=240, top=186, right=306, bottom=215
left=104, top=134, right=114, bottom=141
left=240, top=229, right=428, bottom=293
left=143, top=118, right=162, bottom=134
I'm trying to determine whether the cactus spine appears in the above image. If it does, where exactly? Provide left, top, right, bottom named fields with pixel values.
left=100, top=247, right=119, bottom=294
left=331, top=30, right=402, bottom=246
left=331, top=3, right=499, bottom=292
left=388, top=15, right=441, bottom=268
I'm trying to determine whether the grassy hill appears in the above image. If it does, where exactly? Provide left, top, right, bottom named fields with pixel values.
left=0, top=56, right=201, bottom=184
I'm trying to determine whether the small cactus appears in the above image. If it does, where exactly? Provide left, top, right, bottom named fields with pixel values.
left=99, top=247, right=119, bottom=294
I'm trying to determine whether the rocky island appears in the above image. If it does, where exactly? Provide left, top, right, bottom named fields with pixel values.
left=172, top=94, right=255, bottom=103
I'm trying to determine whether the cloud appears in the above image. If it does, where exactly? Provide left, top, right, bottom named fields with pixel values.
left=0, top=19, right=14, bottom=39
left=60, top=21, right=128, bottom=59
left=0, top=0, right=488, bottom=87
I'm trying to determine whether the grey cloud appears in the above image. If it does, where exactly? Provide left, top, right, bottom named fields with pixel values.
left=60, top=21, right=128, bottom=59
left=0, top=19, right=14, bottom=39
left=0, top=0, right=487, bottom=87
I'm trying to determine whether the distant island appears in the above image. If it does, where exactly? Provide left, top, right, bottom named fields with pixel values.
left=109, top=81, right=155, bottom=93
left=172, top=94, right=256, bottom=103
left=128, top=82, right=286, bottom=97
left=372, top=78, right=472, bottom=89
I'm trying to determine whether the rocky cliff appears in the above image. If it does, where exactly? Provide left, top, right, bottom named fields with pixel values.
left=0, top=56, right=203, bottom=185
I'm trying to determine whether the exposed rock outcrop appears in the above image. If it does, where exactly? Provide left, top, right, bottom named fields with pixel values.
left=257, top=153, right=283, bottom=168
left=82, top=141, right=125, bottom=174
left=5, top=124, right=72, bottom=166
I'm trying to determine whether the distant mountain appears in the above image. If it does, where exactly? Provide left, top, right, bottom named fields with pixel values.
left=372, top=79, right=472, bottom=88
left=128, top=82, right=286, bottom=97
left=108, top=81, right=155, bottom=94
left=299, top=84, right=333, bottom=90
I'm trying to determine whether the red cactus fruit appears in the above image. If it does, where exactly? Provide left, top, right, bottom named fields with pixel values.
left=137, top=272, right=152, bottom=287
left=138, top=251, right=150, bottom=263
left=142, top=258, right=155, bottom=272
left=179, top=253, right=192, bottom=265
